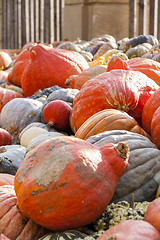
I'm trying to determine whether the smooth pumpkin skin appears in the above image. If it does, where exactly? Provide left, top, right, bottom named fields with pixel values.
left=43, top=100, right=72, bottom=130
left=0, top=86, right=23, bottom=112
left=21, top=43, right=89, bottom=97
left=96, top=220, right=160, bottom=240
left=151, top=106, right=160, bottom=149
left=142, top=88, right=160, bottom=135
left=75, top=109, right=150, bottom=140
left=65, top=65, right=107, bottom=90
left=0, top=128, right=12, bottom=146
left=70, top=69, right=158, bottom=133
left=7, top=48, right=30, bottom=87
left=14, top=136, right=129, bottom=231
left=144, top=197, right=160, bottom=232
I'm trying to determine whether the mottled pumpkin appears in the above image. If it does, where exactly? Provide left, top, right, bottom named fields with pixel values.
left=14, top=136, right=129, bottom=231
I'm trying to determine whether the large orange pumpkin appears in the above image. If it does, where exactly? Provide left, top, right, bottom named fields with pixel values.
left=14, top=136, right=129, bottom=231
left=70, top=69, right=158, bottom=133
left=20, top=43, right=89, bottom=97
left=7, top=48, right=30, bottom=87
left=107, top=55, right=160, bottom=86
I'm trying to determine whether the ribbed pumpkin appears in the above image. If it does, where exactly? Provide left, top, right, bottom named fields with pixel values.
left=70, top=69, right=158, bottom=132
left=14, top=136, right=129, bottom=231
left=0, top=86, right=23, bottom=112
left=65, top=65, right=107, bottom=90
left=20, top=43, right=89, bottom=97
left=87, top=130, right=160, bottom=203
left=0, top=185, right=47, bottom=240
left=107, top=55, right=160, bottom=86
left=142, top=88, right=160, bottom=135
left=96, top=220, right=160, bottom=240
left=0, top=128, right=12, bottom=146
left=38, top=230, right=88, bottom=240
left=7, top=48, right=30, bottom=87
left=75, top=109, right=150, bottom=140
left=0, top=173, right=14, bottom=186
left=144, top=197, right=160, bottom=232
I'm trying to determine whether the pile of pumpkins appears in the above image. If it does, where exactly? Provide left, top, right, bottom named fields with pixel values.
left=0, top=34, right=160, bottom=240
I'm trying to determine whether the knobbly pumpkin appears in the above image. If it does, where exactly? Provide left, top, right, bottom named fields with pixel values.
left=87, top=130, right=160, bottom=203
left=20, top=43, right=89, bottom=97
left=144, top=197, right=160, bottom=232
left=14, top=136, right=129, bottom=231
left=96, top=220, right=160, bottom=240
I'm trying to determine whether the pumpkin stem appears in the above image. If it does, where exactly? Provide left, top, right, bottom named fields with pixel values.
left=114, top=142, right=129, bottom=159
left=47, top=121, right=54, bottom=127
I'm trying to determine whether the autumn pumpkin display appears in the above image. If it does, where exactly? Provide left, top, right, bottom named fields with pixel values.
left=14, top=136, right=129, bottom=230
left=43, top=100, right=72, bottom=130
left=7, top=48, right=30, bottom=87
left=20, top=43, right=89, bottom=96
left=0, top=173, right=14, bottom=186
left=0, top=70, right=9, bottom=82
left=0, top=185, right=47, bottom=240
left=87, top=130, right=160, bottom=203
left=96, top=220, right=160, bottom=240
left=70, top=69, right=158, bottom=132
left=150, top=106, right=160, bottom=149
left=75, top=109, right=150, bottom=140
left=144, top=197, right=160, bottom=232
left=0, top=128, right=12, bottom=146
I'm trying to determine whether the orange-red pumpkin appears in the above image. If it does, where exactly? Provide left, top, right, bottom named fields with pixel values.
left=151, top=106, right=160, bottom=149
left=0, top=128, right=12, bottom=146
left=20, top=43, right=89, bottom=97
left=142, top=88, right=160, bottom=135
left=7, top=48, right=30, bottom=87
left=14, top=136, right=129, bottom=231
left=0, top=86, right=23, bottom=112
left=43, top=100, right=72, bottom=131
left=107, top=56, right=160, bottom=86
left=144, top=197, right=160, bottom=232
left=96, top=220, right=160, bottom=240
left=70, top=69, right=158, bottom=133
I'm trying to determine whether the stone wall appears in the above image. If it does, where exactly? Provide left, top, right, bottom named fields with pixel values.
left=63, top=0, right=129, bottom=42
